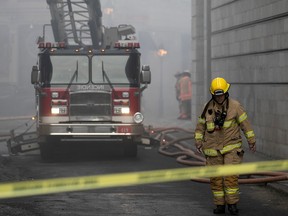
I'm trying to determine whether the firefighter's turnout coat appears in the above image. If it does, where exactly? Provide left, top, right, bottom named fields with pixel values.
left=178, top=75, right=192, bottom=101
left=194, top=98, right=256, bottom=205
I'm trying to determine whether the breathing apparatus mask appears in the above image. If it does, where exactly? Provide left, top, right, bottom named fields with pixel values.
left=214, top=109, right=227, bottom=128
left=201, top=77, right=230, bottom=131
left=204, top=93, right=229, bottom=132
left=212, top=93, right=229, bottom=129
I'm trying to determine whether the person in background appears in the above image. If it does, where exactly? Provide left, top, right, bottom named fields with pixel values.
left=194, top=77, right=256, bottom=215
left=177, top=70, right=192, bottom=120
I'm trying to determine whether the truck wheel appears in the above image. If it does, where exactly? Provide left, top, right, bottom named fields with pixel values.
left=124, top=141, right=137, bottom=157
left=40, top=142, right=53, bottom=162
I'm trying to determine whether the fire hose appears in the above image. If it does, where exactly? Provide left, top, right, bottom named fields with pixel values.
left=146, top=126, right=288, bottom=184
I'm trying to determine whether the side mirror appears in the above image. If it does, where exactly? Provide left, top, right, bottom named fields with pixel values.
left=31, top=66, right=39, bottom=84
left=140, top=65, right=151, bottom=84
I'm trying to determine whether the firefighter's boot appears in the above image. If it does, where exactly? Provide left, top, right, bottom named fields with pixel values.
left=228, top=204, right=239, bottom=215
left=213, top=205, right=225, bottom=214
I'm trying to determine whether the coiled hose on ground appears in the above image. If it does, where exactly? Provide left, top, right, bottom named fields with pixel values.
left=146, top=126, right=288, bottom=184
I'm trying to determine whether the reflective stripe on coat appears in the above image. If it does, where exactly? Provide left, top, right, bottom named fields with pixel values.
left=194, top=98, right=255, bottom=152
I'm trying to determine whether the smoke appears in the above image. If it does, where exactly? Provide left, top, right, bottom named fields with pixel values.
left=103, top=0, right=191, bottom=121
left=0, top=0, right=191, bottom=123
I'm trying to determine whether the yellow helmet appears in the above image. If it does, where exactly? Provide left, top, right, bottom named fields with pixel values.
left=210, top=77, right=230, bottom=95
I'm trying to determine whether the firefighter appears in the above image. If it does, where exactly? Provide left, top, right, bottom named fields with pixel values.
left=177, top=70, right=192, bottom=120
left=194, top=77, right=256, bottom=215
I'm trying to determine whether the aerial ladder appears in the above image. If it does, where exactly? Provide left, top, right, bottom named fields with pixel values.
left=47, top=0, right=135, bottom=49
left=47, top=0, right=103, bottom=48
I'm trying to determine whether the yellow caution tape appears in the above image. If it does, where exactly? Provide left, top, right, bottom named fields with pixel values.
left=0, top=160, right=287, bottom=199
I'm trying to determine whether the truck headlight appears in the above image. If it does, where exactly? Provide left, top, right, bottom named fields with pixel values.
left=51, top=107, right=67, bottom=115
left=134, top=112, right=144, bottom=124
left=114, top=107, right=130, bottom=114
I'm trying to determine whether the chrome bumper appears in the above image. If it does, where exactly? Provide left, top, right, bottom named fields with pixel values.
left=38, top=123, right=144, bottom=137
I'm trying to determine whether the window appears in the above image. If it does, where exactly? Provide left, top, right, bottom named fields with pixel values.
left=92, top=54, right=139, bottom=85
left=49, top=55, right=89, bottom=84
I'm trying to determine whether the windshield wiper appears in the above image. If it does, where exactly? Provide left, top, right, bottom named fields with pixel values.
left=66, top=60, right=78, bottom=90
left=62, top=60, right=78, bottom=100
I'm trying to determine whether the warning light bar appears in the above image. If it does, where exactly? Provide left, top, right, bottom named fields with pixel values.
left=38, top=42, right=66, bottom=49
left=114, top=40, right=140, bottom=49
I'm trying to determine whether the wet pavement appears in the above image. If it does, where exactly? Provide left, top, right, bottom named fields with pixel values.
left=144, top=116, right=288, bottom=196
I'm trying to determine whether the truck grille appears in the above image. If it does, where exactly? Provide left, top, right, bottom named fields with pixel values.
left=70, top=91, right=111, bottom=116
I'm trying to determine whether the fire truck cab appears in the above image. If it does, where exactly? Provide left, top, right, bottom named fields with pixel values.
left=31, top=0, right=151, bottom=160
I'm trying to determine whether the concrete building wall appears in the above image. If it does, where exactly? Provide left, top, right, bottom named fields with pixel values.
left=191, top=0, right=205, bottom=124
left=191, top=0, right=288, bottom=159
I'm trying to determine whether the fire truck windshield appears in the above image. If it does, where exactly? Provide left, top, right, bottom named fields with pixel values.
left=49, top=55, right=89, bottom=84
left=92, top=54, right=139, bottom=85
left=40, top=53, right=139, bottom=86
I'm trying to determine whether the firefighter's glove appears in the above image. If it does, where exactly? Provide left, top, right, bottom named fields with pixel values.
left=249, top=142, right=256, bottom=153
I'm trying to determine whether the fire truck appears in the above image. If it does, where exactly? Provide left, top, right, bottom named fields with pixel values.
left=31, top=0, right=151, bottom=160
